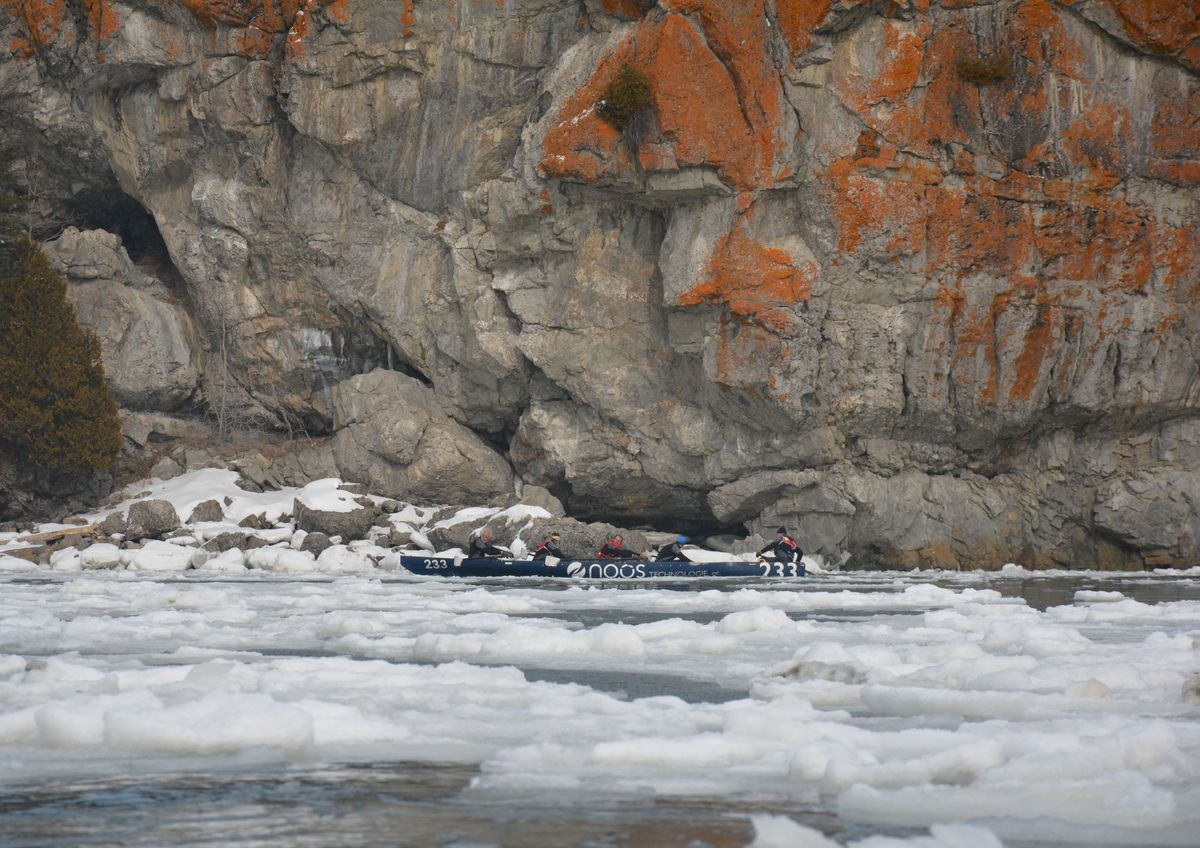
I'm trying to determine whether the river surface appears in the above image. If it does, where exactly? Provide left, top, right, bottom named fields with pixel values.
left=1, top=568, right=1198, bottom=847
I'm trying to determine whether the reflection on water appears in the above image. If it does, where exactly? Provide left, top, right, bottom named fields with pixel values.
left=0, top=762, right=894, bottom=848
left=991, top=574, right=1200, bottom=610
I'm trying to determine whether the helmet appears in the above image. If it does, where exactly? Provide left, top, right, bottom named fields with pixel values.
left=777, top=527, right=787, bottom=535
left=677, top=535, right=688, bottom=544
left=549, top=533, right=561, bottom=541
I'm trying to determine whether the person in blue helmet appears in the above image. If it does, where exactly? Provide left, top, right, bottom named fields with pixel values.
left=655, top=535, right=692, bottom=562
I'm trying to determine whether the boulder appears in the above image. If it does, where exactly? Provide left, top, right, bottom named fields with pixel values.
left=4, top=545, right=45, bottom=564
left=515, top=484, right=565, bottom=518
left=120, top=412, right=212, bottom=449
left=125, top=500, right=181, bottom=540
left=80, top=543, right=122, bottom=570
left=299, top=531, right=333, bottom=556
left=187, top=500, right=225, bottom=523
left=207, top=531, right=248, bottom=552
left=238, top=513, right=267, bottom=530
left=150, top=456, right=184, bottom=481
left=292, top=497, right=376, bottom=542
left=329, top=370, right=514, bottom=504
left=98, top=511, right=126, bottom=537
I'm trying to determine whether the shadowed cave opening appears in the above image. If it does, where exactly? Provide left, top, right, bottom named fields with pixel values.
left=65, top=184, right=186, bottom=291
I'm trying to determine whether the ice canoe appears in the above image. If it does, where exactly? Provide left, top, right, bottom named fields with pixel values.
left=398, top=555, right=805, bottom=579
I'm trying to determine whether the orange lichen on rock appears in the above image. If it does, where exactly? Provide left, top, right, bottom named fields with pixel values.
left=775, top=0, right=832, bottom=56
left=3, top=0, right=68, bottom=57
left=641, top=13, right=759, bottom=188
left=1008, top=302, right=1056, bottom=404
left=401, top=0, right=414, bottom=37
left=539, top=37, right=634, bottom=183
left=82, top=0, right=119, bottom=41
left=3, top=0, right=121, bottom=57
left=1089, top=0, right=1200, bottom=72
left=826, top=143, right=937, bottom=257
left=678, top=211, right=816, bottom=334
left=600, top=0, right=647, bottom=19
left=175, top=0, right=253, bottom=27
left=542, top=0, right=789, bottom=192
left=173, top=0, right=348, bottom=57
left=1148, top=83, right=1200, bottom=186
left=325, top=0, right=349, bottom=24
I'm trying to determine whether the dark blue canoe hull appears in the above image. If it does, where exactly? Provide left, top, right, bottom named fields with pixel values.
left=398, top=555, right=805, bottom=579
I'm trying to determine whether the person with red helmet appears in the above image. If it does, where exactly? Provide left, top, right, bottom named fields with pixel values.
left=598, top=534, right=638, bottom=559
left=758, top=527, right=802, bottom=563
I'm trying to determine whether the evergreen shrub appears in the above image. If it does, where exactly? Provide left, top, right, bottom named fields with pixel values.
left=0, top=158, right=122, bottom=477
left=956, top=54, right=1013, bottom=85
left=596, top=64, right=652, bottom=132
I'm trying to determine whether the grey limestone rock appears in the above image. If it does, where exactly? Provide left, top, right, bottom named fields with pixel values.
left=150, top=456, right=185, bottom=481
left=208, top=531, right=248, bottom=553
left=187, top=500, right=225, bottom=524
left=330, top=369, right=514, bottom=504
left=126, top=500, right=181, bottom=540
left=292, top=497, right=376, bottom=542
left=299, top=532, right=334, bottom=557
left=98, top=511, right=127, bottom=537
left=1093, top=470, right=1199, bottom=555
left=515, top=484, right=565, bottom=518
left=45, top=229, right=201, bottom=412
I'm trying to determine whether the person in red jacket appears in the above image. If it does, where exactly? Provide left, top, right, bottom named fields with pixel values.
left=758, top=527, right=801, bottom=563
left=598, top=534, right=638, bottom=559
left=532, top=533, right=565, bottom=561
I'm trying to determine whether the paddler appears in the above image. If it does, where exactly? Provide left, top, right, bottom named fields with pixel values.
left=468, top=528, right=505, bottom=559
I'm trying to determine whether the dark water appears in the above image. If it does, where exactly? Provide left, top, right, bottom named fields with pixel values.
left=2, top=572, right=1197, bottom=848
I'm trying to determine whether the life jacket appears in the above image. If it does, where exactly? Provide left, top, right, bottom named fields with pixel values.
left=535, top=538, right=553, bottom=555
left=780, top=535, right=798, bottom=551
left=598, top=539, right=622, bottom=558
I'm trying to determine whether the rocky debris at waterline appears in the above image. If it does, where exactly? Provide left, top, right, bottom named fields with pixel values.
left=125, top=500, right=181, bottom=541
left=206, top=532, right=248, bottom=553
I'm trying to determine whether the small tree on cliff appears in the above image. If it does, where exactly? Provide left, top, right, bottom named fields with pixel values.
left=596, top=64, right=653, bottom=150
left=0, top=149, right=122, bottom=477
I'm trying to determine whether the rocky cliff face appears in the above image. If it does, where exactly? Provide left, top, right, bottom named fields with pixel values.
left=2, top=0, right=1197, bottom=568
